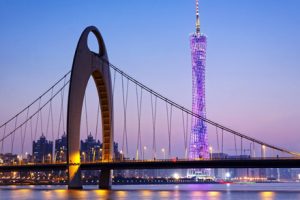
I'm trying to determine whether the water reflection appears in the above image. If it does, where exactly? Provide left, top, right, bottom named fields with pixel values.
left=259, top=191, right=275, bottom=200
left=140, top=190, right=153, bottom=197
left=115, top=190, right=128, bottom=198
left=159, top=191, right=171, bottom=198
left=207, top=191, right=221, bottom=200
left=1, top=184, right=300, bottom=200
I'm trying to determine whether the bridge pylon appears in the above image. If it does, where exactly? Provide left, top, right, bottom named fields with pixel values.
left=66, top=26, right=114, bottom=189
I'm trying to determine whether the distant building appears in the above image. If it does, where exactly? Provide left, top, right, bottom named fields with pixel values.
left=81, top=133, right=101, bottom=162
left=0, top=153, right=18, bottom=165
left=55, top=133, right=67, bottom=162
left=80, top=133, right=121, bottom=162
left=279, top=168, right=292, bottom=180
left=32, top=134, right=53, bottom=163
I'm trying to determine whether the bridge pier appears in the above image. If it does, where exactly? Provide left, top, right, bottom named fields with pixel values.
left=68, top=165, right=82, bottom=189
left=99, top=168, right=112, bottom=189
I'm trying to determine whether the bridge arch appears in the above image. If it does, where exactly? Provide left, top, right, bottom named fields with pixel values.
left=66, top=26, right=113, bottom=189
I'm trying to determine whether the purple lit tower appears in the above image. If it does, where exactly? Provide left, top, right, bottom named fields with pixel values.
left=189, top=0, right=209, bottom=162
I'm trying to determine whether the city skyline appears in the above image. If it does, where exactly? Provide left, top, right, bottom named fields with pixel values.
left=0, top=0, right=300, bottom=154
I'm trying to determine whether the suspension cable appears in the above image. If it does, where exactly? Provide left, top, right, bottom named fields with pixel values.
left=21, top=107, right=30, bottom=155
left=112, top=68, right=117, bottom=98
left=121, top=76, right=129, bottom=157
left=166, top=103, right=172, bottom=158
left=61, top=77, right=66, bottom=135
left=11, top=115, right=18, bottom=153
left=0, top=123, right=6, bottom=153
left=234, top=134, right=237, bottom=156
left=221, top=129, right=224, bottom=154
left=216, top=126, right=220, bottom=158
left=135, top=85, right=143, bottom=160
left=84, top=94, right=89, bottom=138
left=0, top=80, right=70, bottom=143
left=253, top=142, right=255, bottom=157
left=182, top=110, right=189, bottom=159
left=150, top=94, right=157, bottom=159
left=30, top=117, right=33, bottom=147
left=0, top=71, right=71, bottom=129
left=95, top=103, right=100, bottom=142
left=104, top=60, right=300, bottom=157
left=241, top=137, right=243, bottom=156
left=34, top=98, right=41, bottom=141
left=57, top=77, right=67, bottom=140
left=40, top=101, right=44, bottom=136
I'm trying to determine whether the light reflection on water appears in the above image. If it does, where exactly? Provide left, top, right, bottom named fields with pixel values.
left=1, top=183, right=300, bottom=199
left=259, top=191, right=275, bottom=200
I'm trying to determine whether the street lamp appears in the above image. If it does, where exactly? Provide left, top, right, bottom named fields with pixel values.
left=99, top=148, right=102, bottom=160
left=120, top=150, right=123, bottom=161
left=60, top=150, right=64, bottom=162
left=48, top=154, right=52, bottom=163
left=161, top=148, right=166, bottom=160
left=225, top=172, right=231, bottom=180
left=17, top=155, right=22, bottom=164
left=82, top=152, right=86, bottom=162
left=209, top=146, right=213, bottom=160
left=262, top=145, right=266, bottom=158
left=143, top=146, right=147, bottom=160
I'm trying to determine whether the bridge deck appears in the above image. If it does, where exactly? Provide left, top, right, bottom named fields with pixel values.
left=1, top=158, right=300, bottom=171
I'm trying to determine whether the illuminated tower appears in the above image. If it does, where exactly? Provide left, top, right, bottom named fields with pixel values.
left=189, top=0, right=208, bottom=162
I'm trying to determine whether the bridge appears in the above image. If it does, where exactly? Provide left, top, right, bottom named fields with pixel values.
left=0, top=26, right=299, bottom=189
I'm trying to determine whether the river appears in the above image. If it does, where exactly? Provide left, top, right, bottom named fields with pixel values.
left=1, top=183, right=300, bottom=199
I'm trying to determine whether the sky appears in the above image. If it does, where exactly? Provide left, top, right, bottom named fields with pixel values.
left=0, top=0, right=300, bottom=156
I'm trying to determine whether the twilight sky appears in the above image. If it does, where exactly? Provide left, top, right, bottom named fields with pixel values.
left=0, top=0, right=300, bottom=156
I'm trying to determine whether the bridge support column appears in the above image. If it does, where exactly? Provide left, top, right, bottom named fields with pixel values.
left=68, top=165, right=82, bottom=189
left=66, top=26, right=113, bottom=190
left=99, top=168, right=112, bottom=189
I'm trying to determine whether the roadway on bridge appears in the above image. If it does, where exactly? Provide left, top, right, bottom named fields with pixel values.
left=1, top=158, right=300, bottom=171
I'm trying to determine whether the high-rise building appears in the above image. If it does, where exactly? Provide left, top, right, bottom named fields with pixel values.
left=55, top=132, right=67, bottom=162
left=189, top=0, right=208, bottom=160
left=80, top=133, right=122, bottom=162
left=188, top=0, right=209, bottom=177
left=32, top=134, right=53, bottom=163
left=81, top=133, right=102, bottom=162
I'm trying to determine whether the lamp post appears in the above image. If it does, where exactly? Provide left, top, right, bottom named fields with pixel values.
left=209, top=146, right=213, bottom=160
left=143, top=146, right=147, bottom=160
left=161, top=148, right=166, bottom=160
left=120, top=150, right=123, bottom=161
left=262, top=145, right=266, bottom=158
left=99, top=148, right=102, bottom=161
left=48, top=153, right=51, bottom=163
left=17, top=155, right=22, bottom=165
left=82, top=152, right=86, bottom=162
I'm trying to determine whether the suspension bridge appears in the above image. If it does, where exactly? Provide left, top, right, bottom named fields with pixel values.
left=0, top=26, right=299, bottom=189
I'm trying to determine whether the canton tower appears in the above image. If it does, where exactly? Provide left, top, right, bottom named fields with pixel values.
left=189, top=0, right=208, bottom=162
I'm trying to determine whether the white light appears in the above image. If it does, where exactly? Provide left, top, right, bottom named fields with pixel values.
left=225, top=172, right=231, bottom=178
left=173, top=173, right=180, bottom=180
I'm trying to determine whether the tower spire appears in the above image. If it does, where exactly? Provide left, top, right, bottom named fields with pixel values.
left=196, top=0, right=200, bottom=33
